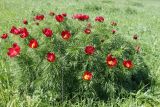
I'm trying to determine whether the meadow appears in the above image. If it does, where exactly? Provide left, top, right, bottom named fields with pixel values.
left=0, top=0, right=160, bottom=106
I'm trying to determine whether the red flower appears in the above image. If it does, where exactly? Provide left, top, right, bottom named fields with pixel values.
left=85, top=46, right=95, bottom=55
left=12, top=43, right=21, bottom=52
left=106, top=54, right=117, bottom=68
left=23, top=19, right=28, bottom=25
left=72, top=14, right=89, bottom=21
left=84, top=28, right=91, bottom=34
left=61, top=30, right=71, bottom=40
left=55, top=14, right=64, bottom=22
left=82, top=71, right=92, bottom=81
left=10, top=26, right=21, bottom=35
left=49, top=11, right=55, bottom=16
left=133, top=34, right=138, bottom=40
left=123, top=60, right=133, bottom=69
left=19, top=28, right=29, bottom=38
left=28, top=39, right=38, bottom=48
left=34, top=15, right=44, bottom=21
left=95, top=16, right=104, bottom=22
left=42, top=28, right=53, bottom=37
left=47, top=52, right=56, bottom=62
left=1, top=33, right=8, bottom=39
left=111, top=21, right=117, bottom=26
left=7, top=43, right=20, bottom=57
left=61, top=13, right=67, bottom=17
left=112, top=29, right=116, bottom=34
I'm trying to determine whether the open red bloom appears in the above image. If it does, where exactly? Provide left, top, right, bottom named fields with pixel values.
left=123, top=60, right=133, bottom=69
left=85, top=46, right=95, bottom=55
left=47, top=52, right=56, bottom=62
left=84, top=28, right=91, bottom=34
left=72, top=14, right=89, bottom=21
left=10, top=26, right=21, bottom=35
left=7, top=43, right=20, bottom=57
left=82, top=71, right=92, bottom=81
left=19, top=28, right=29, bottom=38
left=95, top=16, right=104, bottom=22
left=106, top=54, right=117, bottom=68
left=61, top=30, right=71, bottom=40
left=23, top=19, right=28, bottom=25
left=55, top=14, right=64, bottom=22
left=1, top=33, right=8, bottom=39
left=12, top=43, right=21, bottom=52
left=42, top=28, right=53, bottom=37
left=34, top=15, right=44, bottom=21
left=111, top=21, right=117, bottom=26
left=28, top=39, right=38, bottom=48
left=10, top=26, right=29, bottom=38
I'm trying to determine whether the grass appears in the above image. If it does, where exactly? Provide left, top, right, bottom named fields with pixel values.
left=0, top=0, right=160, bottom=106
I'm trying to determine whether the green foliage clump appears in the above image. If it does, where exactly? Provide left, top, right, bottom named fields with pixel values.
left=0, top=11, right=153, bottom=107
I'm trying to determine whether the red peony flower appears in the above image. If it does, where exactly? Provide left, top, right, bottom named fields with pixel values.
left=106, top=54, right=117, bottom=68
left=1, top=33, right=8, bottom=39
left=84, top=28, right=91, bottom=34
left=61, top=13, right=67, bottom=17
left=23, top=19, right=28, bottom=25
left=12, top=43, right=21, bottom=52
left=10, top=26, right=21, bottom=35
left=55, top=14, right=64, bottom=22
left=42, top=28, right=53, bottom=37
left=85, top=46, right=95, bottom=55
left=72, top=14, right=89, bottom=21
left=19, top=28, right=29, bottom=38
left=47, top=52, right=56, bottom=62
left=112, top=29, right=116, bottom=34
left=34, top=14, right=44, bottom=21
left=111, top=21, right=117, bottom=26
left=49, top=11, right=55, bottom=16
left=61, top=30, right=71, bottom=40
left=7, top=43, right=20, bottom=57
left=95, top=16, right=104, bottom=22
left=28, top=39, right=39, bottom=48
left=123, top=60, right=133, bottom=69
left=133, top=34, right=138, bottom=40
left=82, top=71, right=92, bottom=81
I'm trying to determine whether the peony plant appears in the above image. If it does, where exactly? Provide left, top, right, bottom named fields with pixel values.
left=0, top=11, right=152, bottom=104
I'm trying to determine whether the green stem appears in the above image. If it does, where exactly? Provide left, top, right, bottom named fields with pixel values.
left=61, top=65, right=64, bottom=103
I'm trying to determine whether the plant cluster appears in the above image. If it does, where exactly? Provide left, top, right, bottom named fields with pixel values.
left=0, top=11, right=151, bottom=105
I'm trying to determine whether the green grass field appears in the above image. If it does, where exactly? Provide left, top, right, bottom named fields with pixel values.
left=0, top=0, right=160, bottom=106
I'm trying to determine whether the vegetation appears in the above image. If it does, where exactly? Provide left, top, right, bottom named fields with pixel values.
left=0, top=0, right=160, bottom=106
